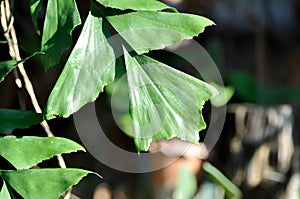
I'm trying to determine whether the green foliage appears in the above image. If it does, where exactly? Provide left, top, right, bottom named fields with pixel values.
left=228, top=71, right=300, bottom=104
left=202, top=162, right=242, bottom=199
left=41, top=0, right=81, bottom=68
left=0, top=169, right=94, bottom=199
left=96, top=0, right=171, bottom=11
left=173, top=163, right=198, bottom=199
left=0, top=52, right=42, bottom=82
left=0, top=0, right=219, bottom=197
left=44, top=0, right=216, bottom=151
left=0, top=136, right=93, bottom=198
left=45, top=12, right=116, bottom=119
left=0, top=109, right=43, bottom=133
left=29, top=0, right=43, bottom=35
left=124, top=50, right=217, bottom=151
left=0, top=182, right=11, bottom=199
left=0, top=136, right=84, bottom=169
left=209, top=82, right=235, bottom=107
left=106, top=11, right=214, bottom=54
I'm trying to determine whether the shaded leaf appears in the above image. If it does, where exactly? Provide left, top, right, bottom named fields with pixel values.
left=30, top=0, right=43, bottom=35
left=259, top=86, right=300, bottom=104
left=228, top=71, right=300, bottom=104
left=41, top=0, right=81, bottom=69
left=0, top=109, right=43, bottom=134
left=124, top=49, right=218, bottom=151
left=45, top=12, right=116, bottom=119
left=96, top=0, right=171, bottom=11
left=0, top=136, right=85, bottom=169
left=210, top=82, right=234, bottom=107
left=173, top=163, right=197, bottom=199
left=227, top=71, right=257, bottom=102
left=0, top=52, right=43, bottom=82
left=0, top=60, right=19, bottom=82
left=0, top=40, right=7, bottom=44
left=107, top=11, right=214, bottom=54
left=0, top=182, right=11, bottom=199
left=203, top=162, right=242, bottom=199
left=1, top=169, right=95, bottom=199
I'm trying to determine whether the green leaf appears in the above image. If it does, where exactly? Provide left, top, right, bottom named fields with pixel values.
left=227, top=71, right=257, bottom=102
left=96, top=0, right=171, bottom=11
left=41, top=0, right=81, bottom=69
left=0, top=52, right=43, bottom=82
left=202, top=162, right=242, bottom=199
left=209, top=82, right=234, bottom=107
left=0, top=181, right=11, bottom=199
left=107, top=11, right=214, bottom=54
left=259, top=86, right=300, bottom=104
left=1, top=169, right=94, bottom=199
left=173, top=163, right=197, bottom=199
left=0, top=136, right=85, bottom=169
left=124, top=49, right=218, bottom=151
left=0, top=40, right=7, bottom=44
left=0, top=109, right=43, bottom=134
left=0, top=60, right=19, bottom=82
left=228, top=71, right=300, bottom=104
left=30, top=0, right=43, bottom=35
left=45, top=12, right=116, bottom=119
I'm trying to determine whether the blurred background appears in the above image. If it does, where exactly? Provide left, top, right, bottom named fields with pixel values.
left=0, top=0, right=299, bottom=198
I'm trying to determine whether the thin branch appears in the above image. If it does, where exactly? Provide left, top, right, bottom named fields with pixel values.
left=1, top=1, right=71, bottom=198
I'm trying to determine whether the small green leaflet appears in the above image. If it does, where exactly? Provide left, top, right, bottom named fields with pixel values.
left=202, top=162, right=243, bottom=199
left=0, top=52, right=43, bottom=83
left=107, top=11, right=214, bottom=54
left=29, top=0, right=43, bottom=35
left=41, top=0, right=81, bottom=69
left=0, top=109, right=43, bottom=133
left=0, top=60, right=19, bottom=82
left=0, top=169, right=95, bottom=199
left=96, top=0, right=171, bottom=11
left=173, top=163, right=197, bottom=199
left=124, top=49, right=218, bottom=151
left=0, top=136, right=85, bottom=169
left=45, top=12, right=116, bottom=119
left=209, top=82, right=235, bottom=107
left=0, top=182, right=11, bottom=199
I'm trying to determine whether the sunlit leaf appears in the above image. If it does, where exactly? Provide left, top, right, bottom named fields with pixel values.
left=96, top=0, right=171, bottom=11
left=124, top=49, right=218, bottom=151
left=107, top=11, right=214, bottom=54
left=45, top=11, right=116, bottom=119
left=0, top=52, right=43, bottom=82
left=0, top=182, right=11, bottom=199
left=0, top=109, right=43, bottom=134
left=1, top=169, right=95, bottom=199
left=41, top=0, right=81, bottom=68
left=30, top=0, right=43, bottom=35
left=210, top=82, right=234, bottom=107
left=0, top=136, right=85, bottom=169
